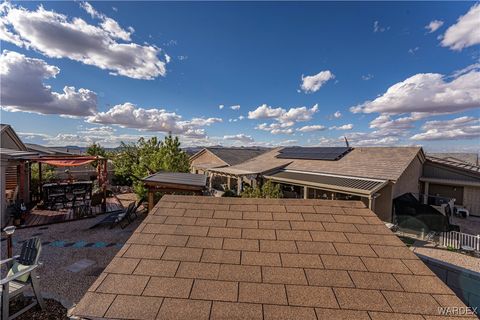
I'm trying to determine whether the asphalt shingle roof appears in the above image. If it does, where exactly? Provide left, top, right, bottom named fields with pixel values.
left=210, top=147, right=423, bottom=181
left=206, top=147, right=269, bottom=166
left=73, top=195, right=474, bottom=319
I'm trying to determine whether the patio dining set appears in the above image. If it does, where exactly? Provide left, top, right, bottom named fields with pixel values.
left=41, top=181, right=94, bottom=217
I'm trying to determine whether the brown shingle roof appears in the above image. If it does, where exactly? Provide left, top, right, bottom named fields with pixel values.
left=210, top=147, right=423, bottom=181
left=73, top=195, right=473, bottom=319
left=426, top=156, right=480, bottom=174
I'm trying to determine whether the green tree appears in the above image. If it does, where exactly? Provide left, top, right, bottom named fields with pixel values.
left=31, top=163, right=56, bottom=196
left=241, top=180, right=283, bottom=198
left=113, top=135, right=190, bottom=198
left=86, top=143, right=107, bottom=168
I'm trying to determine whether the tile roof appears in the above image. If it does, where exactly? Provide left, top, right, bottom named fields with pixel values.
left=73, top=195, right=474, bottom=319
left=428, top=153, right=479, bottom=166
left=200, top=147, right=269, bottom=166
left=426, top=156, right=480, bottom=174
left=210, top=147, right=423, bottom=181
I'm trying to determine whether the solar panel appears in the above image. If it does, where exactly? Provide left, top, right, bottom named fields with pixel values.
left=276, top=147, right=352, bottom=160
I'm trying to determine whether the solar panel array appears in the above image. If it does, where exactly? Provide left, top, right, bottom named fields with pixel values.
left=276, top=147, right=353, bottom=160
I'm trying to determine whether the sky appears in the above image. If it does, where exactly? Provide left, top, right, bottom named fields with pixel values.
left=0, top=1, right=479, bottom=152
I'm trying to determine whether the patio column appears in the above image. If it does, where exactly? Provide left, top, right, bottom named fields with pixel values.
left=148, top=189, right=154, bottom=212
left=227, top=176, right=231, bottom=190
left=368, top=196, right=376, bottom=211
left=237, top=177, right=242, bottom=195
left=1, top=163, right=6, bottom=227
left=303, top=186, right=308, bottom=199
left=209, top=173, right=213, bottom=189
left=423, top=182, right=429, bottom=204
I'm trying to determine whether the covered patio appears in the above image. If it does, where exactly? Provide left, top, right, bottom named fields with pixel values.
left=142, top=172, right=207, bottom=211
left=2, top=152, right=123, bottom=228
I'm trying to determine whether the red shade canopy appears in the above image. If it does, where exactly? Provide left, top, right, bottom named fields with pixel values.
left=37, top=159, right=95, bottom=167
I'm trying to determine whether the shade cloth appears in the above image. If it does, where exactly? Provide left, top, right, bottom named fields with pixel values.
left=37, top=159, right=95, bottom=167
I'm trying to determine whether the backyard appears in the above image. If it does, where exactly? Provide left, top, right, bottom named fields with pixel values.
left=1, top=195, right=146, bottom=318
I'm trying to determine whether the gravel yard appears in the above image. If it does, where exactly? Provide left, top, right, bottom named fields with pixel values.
left=1, top=204, right=146, bottom=308
left=451, top=215, right=480, bottom=235
left=410, top=240, right=480, bottom=273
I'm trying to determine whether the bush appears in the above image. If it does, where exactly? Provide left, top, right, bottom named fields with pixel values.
left=241, top=181, right=283, bottom=198
left=222, top=190, right=237, bottom=197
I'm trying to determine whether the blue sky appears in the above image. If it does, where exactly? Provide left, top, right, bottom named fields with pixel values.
left=0, top=1, right=479, bottom=151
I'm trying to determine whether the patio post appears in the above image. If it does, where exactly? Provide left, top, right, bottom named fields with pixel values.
left=38, top=162, right=42, bottom=196
left=102, top=158, right=107, bottom=213
left=237, top=177, right=242, bottom=195
left=148, top=189, right=154, bottom=212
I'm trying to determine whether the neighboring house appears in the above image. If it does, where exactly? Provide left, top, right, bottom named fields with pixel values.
left=190, top=147, right=269, bottom=174
left=209, top=147, right=426, bottom=222
left=421, top=156, right=480, bottom=216
left=0, top=124, right=38, bottom=226
left=429, top=153, right=479, bottom=166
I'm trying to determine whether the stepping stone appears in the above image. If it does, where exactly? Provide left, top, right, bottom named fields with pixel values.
left=66, top=259, right=96, bottom=273
left=50, top=240, right=66, bottom=247
left=73, top=241, right=87, bottom=248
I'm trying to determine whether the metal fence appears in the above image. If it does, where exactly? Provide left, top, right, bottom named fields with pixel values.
left=439, top=231, right=480, bottom=251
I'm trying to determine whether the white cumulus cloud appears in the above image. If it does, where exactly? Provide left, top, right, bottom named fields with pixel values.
left=249, top=103, right=319, bottom=134
left=297, top=125, right=326, bottom=133
left=425, top=20, right=444, bottom=33
left=350, top=65, right=480, bottom=115
left=0, top=50, right=97, bottom=116
left=330, top=124, right=353, bottom=130
left=410, top=116, right=480, bottom=141
left=230, top=105, right=241, bottom=110
left=441, top=3, right=480, bottom=50
left=223, top=134, right=254, bottom=143
left=300, top=70, right=335, bottom=93
left=0, top=2, right=168, bottom=80
left=86, top=103, right=219, bottom=138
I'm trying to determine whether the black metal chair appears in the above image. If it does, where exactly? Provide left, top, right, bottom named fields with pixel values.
left=89, top=201, right=135, bottom=229
left=1, top=237, right=45, bottom=320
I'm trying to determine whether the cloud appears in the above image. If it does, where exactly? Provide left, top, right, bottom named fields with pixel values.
left=0, top=50, right=97, bottom=116
left=361, top=74, right=374, bottom=81
left=350, top=65, right=480, bottom=115
left=425, top=20, right=444, bottom=33
left=230, top=105, right=241, bottom=110
left=19, top=127, right=150, bottom=147
left=330, top=124, right=353, bottom=130
left=441, top=3, right=480, bottom=50
left=256, top=123, right=294, bottom=135
left=86, top=103, right=218, bottom=138
left=373, top=20, right=390, bottom=33
left=333, top=111, right=342, bottom=118
left=410, top=116, right=480, bottom=141
left=250, top=104, right=319, bottom=134
left=223, top=134, right=254, bottom=143
left=297, top=125, right=326, bottom=132
left=248, top=104, right=284, bottom=119
left=408, top=47, right=419, bottom=55
left=0, top=2, right=168, bottom=79
left=300, top=70, right=335, bottom=93
left=218, top=104, right=224, bottom=110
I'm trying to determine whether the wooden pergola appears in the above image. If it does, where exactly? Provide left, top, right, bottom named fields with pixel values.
left=28, top=155, right=109, bottom=213
left=142, top=172, right=207, bottom=211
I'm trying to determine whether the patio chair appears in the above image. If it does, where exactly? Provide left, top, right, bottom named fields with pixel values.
left=123, top=198, right=146, bottom=227
left=1, top=237, right=45, bottom=320
left=89, top=201, right=135, bottom=229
